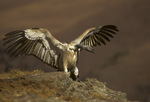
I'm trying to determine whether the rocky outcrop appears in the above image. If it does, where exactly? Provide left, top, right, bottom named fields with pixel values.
left=0, top=71, right=136, bottom=102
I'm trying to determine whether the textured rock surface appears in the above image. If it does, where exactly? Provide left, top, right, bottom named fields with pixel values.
left=0, top=71, right=136, bottom=102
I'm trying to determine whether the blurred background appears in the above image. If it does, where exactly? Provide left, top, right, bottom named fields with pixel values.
left=0, top=0, right=150, bottom=102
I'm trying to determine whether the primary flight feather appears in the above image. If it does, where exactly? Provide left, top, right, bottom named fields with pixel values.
left=3, top=25, right=119, bottom=80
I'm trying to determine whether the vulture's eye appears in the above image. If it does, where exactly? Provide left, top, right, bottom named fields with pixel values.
left=69, top=48, right=73, bottom=51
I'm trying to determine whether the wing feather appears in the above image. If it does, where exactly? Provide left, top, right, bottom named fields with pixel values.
left=95, top=34, right=101, bottom=46
left=91, top=36, right=96, bottom=46
left=3, top=28, right=64, bottom=69
left=70, top=25, right=118, bottom=47
left=101, top=30, right=114, bottom=38
left=98, top=35, right=106, bottom=45
left=43, top=50, right=48, bottom=62
left=100, top=33, right=110, bottom=42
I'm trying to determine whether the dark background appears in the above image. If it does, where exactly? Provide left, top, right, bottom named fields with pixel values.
left=0, top=0, right=150, bottom=102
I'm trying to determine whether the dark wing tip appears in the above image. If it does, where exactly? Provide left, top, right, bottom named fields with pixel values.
left=4, top=30, right=23, bottom=36
left=76, top=25, right=119, bottom=48
left=94, top=25, right=119, bottom=45
left=103, top=25, right=119, bottom=32
left=3, top=30, right=25, bottom=46
left=32, top=28, right=40, bottom=30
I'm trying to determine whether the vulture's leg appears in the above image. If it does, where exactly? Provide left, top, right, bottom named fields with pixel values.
left=70, top=67, right=80, bottom=81
left=64, top=67, right=71, bottom=77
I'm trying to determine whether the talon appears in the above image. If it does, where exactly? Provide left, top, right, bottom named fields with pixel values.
left=66, top=71, right=71, bottom=76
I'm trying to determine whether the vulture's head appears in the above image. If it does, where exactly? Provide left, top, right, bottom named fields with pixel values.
left=75, top=44, right=95, bottom=53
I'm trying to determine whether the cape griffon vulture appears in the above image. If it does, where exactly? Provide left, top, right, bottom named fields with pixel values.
left=3, top=25, right=118, bottom=80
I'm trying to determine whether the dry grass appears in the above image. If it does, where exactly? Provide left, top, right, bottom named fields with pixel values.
left=0, top=69, right=43, bottom=79
left=0, top=70, right=59, bottom=102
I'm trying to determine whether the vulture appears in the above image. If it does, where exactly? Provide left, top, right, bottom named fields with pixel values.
left=3, top=25, right=119, bottom=81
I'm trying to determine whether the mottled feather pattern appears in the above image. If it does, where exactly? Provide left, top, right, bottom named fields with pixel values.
left=3, top=29, right=60, bottom=68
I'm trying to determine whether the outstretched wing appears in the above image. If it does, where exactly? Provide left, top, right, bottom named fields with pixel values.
left=70, top=25, right=119, bottom=47
left=3, top=28, right=64, bottom=68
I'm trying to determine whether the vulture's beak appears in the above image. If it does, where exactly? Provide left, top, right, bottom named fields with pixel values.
left=75, top=44, right=95, bottom=53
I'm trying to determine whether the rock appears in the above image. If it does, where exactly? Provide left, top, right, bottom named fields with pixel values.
left=0, top=72, right=136, bottom=102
